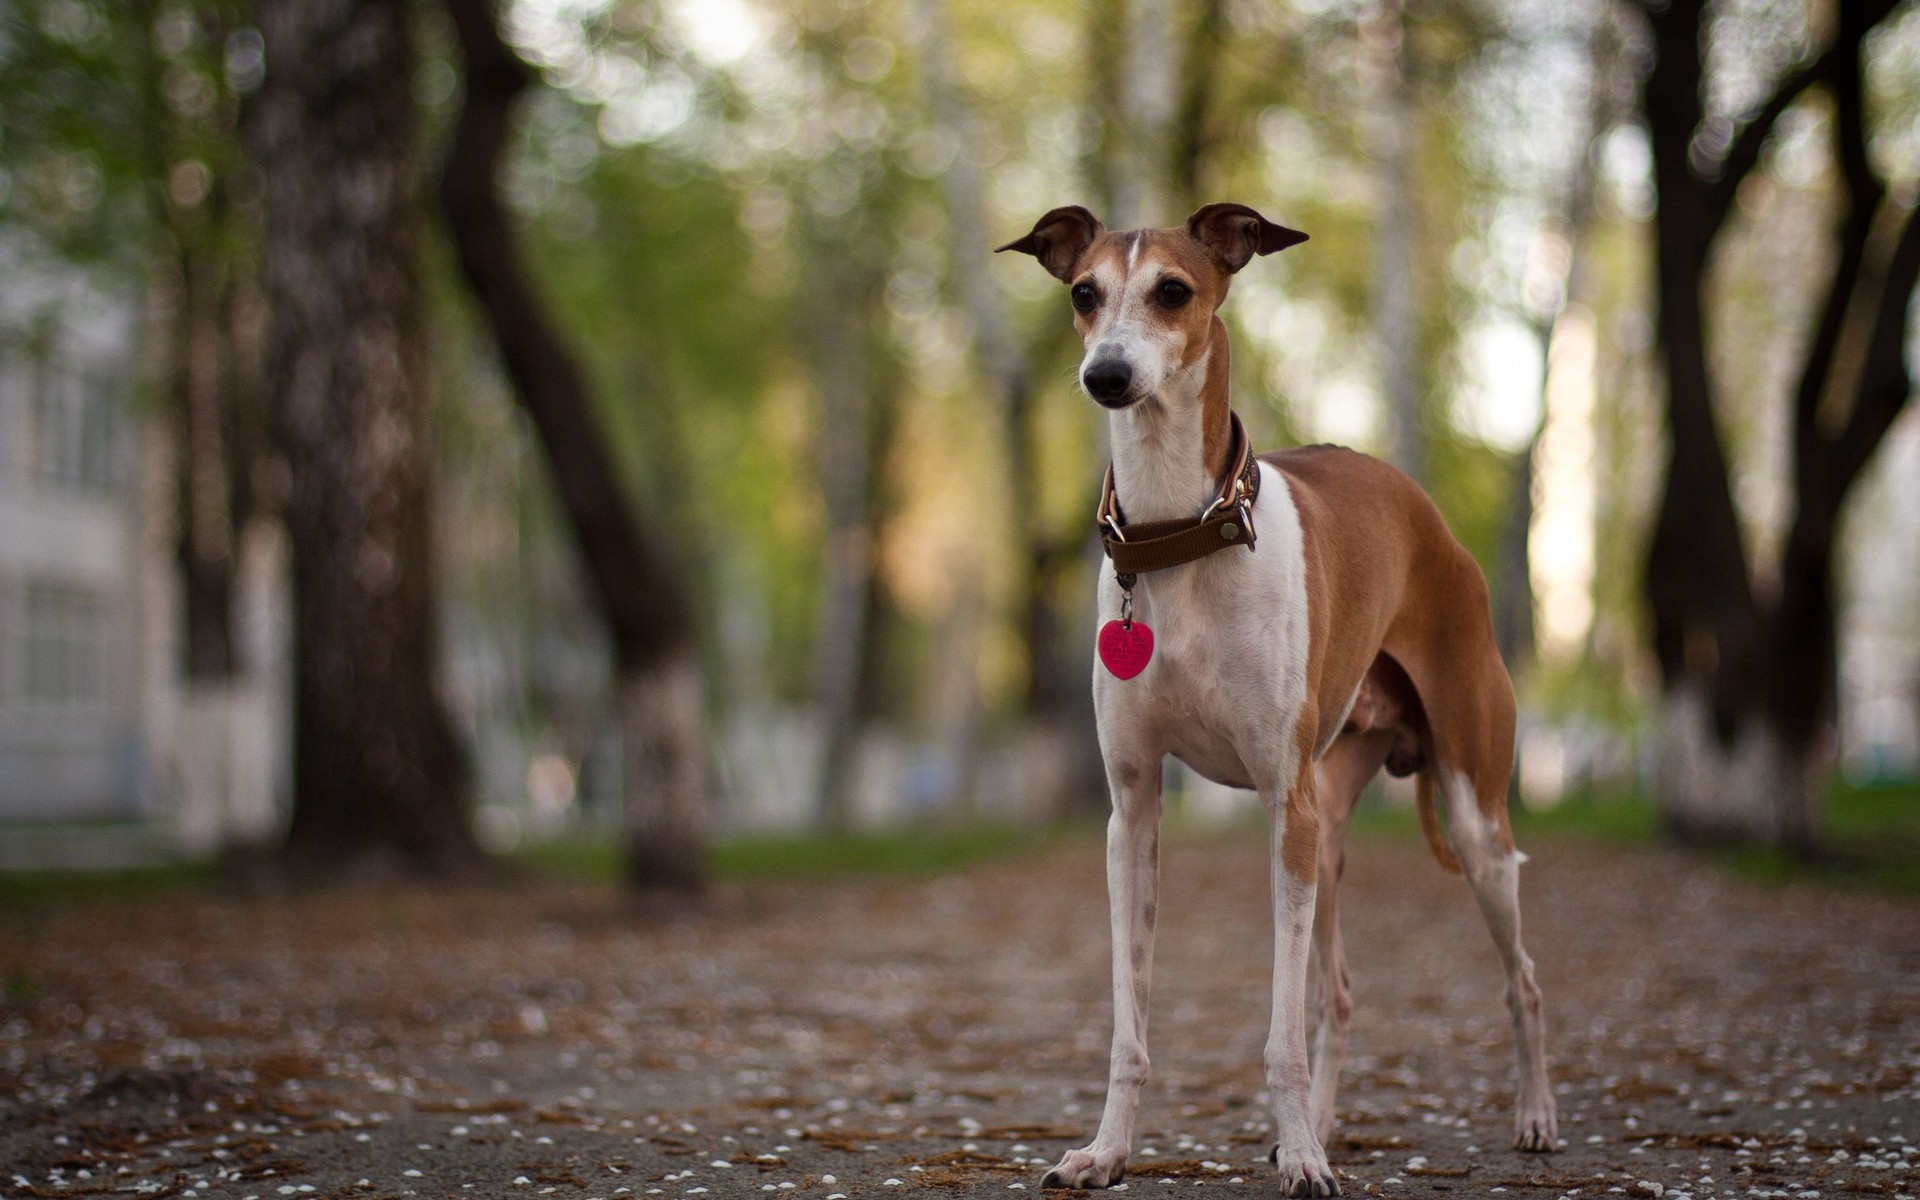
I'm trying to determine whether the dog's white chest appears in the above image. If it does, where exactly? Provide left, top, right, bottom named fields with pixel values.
left=1093, top=464, right=1313, bottom=791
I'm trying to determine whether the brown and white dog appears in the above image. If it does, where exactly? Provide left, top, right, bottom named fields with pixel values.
left=998, top=203, right=1557, bottom=1198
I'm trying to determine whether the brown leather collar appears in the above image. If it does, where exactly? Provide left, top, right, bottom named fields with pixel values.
left=1097, top=411, right=1261, bottom=589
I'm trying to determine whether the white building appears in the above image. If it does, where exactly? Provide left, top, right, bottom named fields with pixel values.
left=0, top=241, right=288, bottom=867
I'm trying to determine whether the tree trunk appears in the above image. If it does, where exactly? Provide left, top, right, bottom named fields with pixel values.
left=621, top=652, right=708, bottom=889
left=1633, top=0, right=1920, bottom=849
left=916, top=0, right=1104, bottom=820
left=171, top=234, right=238, bottom=680
left=143, top=2, right=257, bottom=684
left=1654, top=684, right=1825, bottom=849
left=1363, top=0, right=1423, bottom=487
left=252, top=0, right=477, bottom=874
left=439, top=0, right=709, bottom=889
left=1081, top=0, right=1127, bottom=220
left=915, top=0, right=1015, bottom=816
left=807, top=250, right=875, bottom=833
left=1114, top=0, right=1179, bottom=227
left=1491, top=440, right=1534, bottom=669
left=165, top=197, right=269, bottom=857
left=1494, top=7, right=1624, bottom=670
left=1168, top=0, right=1225, bottom=214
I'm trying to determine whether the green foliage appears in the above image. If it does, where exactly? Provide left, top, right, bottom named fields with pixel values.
left=0, top=0, right=254, bottom=265
left=1425, top=433, right=1519, bottom=575
left=1, top=0, right=159, bottom=263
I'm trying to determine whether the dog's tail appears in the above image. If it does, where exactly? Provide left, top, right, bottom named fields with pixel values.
left=1416, top=772, right=1463, bottom=875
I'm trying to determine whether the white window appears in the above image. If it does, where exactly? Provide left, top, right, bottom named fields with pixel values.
left=19, top=583, right=108, bottom=709
left=28, top=361, right=118, bottom=493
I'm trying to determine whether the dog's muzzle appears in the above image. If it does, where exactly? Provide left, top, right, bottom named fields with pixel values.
left=1082, top=357, right=1135, bottom=408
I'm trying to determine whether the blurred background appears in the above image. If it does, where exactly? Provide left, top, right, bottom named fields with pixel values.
left=0, top=0, right=1915, bottom=883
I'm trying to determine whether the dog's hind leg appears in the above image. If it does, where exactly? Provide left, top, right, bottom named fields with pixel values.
left=1043, top=755, right=1163, bottom=1190
left=1307, top=731, right=1392, bottom=1146
left=1437, top=769, right=1558, bottom=1152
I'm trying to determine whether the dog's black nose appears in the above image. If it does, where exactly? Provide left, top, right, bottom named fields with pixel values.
left=1082, top=358, right=1133, bottom=406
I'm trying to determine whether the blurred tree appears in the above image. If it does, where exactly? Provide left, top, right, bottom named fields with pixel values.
left=440, top=0, right=708, bottom=890
left=1168, top=0, right=1225, bottom=212
left=1081, top=0, right=1127, bottom=217
left=0, top=4, right=154, bottom=266
left=1633, top=0, right=1920, bottom=848
left=1134, top=0, right=1181, bottom=223
left=251, top=0, right=477, bottom=872
left=1364, top=0, right=1426, bottom=487
left=771, top=7, right=909, bottom=831
left=806, top=228, right=883, bottom=832
left=12, top=0, right=1697, bottom=849
left=911, top=0, right=998, bottom=815
left=0, top=0, right=267, bottom=681
left=152, top=4, right=268, bottom=684
left=1493, top=5, right=1631, bottom=670
left=915, top=0, right=1102, bottom=817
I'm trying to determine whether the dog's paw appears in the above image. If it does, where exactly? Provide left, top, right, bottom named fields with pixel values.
left=1268, top=1142, right=1341, bottom=1197
left=1513, top=1101, right=1559, bottom=1153
left=1041, top=1146, right=1126, bottom=1190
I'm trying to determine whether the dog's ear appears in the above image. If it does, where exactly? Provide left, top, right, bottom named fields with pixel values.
left=995, top=206, right=1105, bottom=282
left=1184, top=202, right=1308, bottom=273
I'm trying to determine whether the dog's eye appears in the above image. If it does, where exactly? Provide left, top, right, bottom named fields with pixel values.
left=1156, top=279, right=1193, bottom=308
left=1071, top=282, right=1098, bottom=313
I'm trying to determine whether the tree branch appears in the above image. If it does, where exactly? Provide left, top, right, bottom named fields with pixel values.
left=1698, top=51, right=1834, bottom=234
left=1697, top=0, right=1904, bottom=240
left=439, top=0, right=693, bottom=672
left=1835, top=199, right=1920, bottom=491
left=1828, top=3, right=1890, bottom=226
left=1786, top=33, right=1880, bottom=458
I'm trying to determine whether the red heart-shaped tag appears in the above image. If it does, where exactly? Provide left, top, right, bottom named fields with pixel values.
left=1098, top=619, right=1155, bottom=680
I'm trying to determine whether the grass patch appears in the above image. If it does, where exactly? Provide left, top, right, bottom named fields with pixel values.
left=1718, top=846, right=1920, bottom=893
left=1335, top=787, right=1661, bottom=845
left=0, top=861, right=220, bottom=909
left=519, top=821, right=1096, bottom=886
left=1719, top=780, right=1920, bottom=894
left=513, top=837, right=625, bottom=882
left=7, top=782, right=1910, bottom=902
left=1320, top=781, right=1920, bottom=894
left=710, top=822, right=1069, bottom=880
left=0, top=824, right=1093, bottom=904
left=1823, top=780, right=1920, bottom=838
left=1509, top=790, right=1662, bottom=843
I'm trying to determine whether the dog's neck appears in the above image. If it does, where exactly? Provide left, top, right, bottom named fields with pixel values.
left=1107, top=316, right=1235, bottom=525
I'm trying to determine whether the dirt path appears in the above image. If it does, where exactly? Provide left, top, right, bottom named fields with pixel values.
left=3, top=831, right=1917, bottom=1200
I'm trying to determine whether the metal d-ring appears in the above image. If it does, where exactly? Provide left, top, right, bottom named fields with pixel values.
left=1201, top=474, right=1249, bottom=522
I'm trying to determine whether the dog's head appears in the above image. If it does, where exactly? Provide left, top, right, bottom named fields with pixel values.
left=997, top=203, right=1306, bottom=410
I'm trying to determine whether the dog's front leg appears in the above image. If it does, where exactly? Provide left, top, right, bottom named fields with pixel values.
left=1307, top=730, right=1391, bottom=1144
left=1263, top=764, right=1341, bottom=1198
left=1042, top=757, right=1162, bottom=1190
